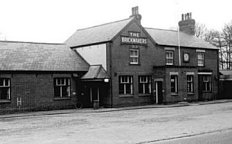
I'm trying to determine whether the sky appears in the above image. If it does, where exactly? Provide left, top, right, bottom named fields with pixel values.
left=0, top=0, right=231, bottom=43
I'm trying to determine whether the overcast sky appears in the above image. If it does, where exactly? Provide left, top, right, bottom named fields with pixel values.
left=0, top=0, right=231, bottom=43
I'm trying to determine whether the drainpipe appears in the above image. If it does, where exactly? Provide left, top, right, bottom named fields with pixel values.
left=108, top=42, right=113, bottom=108
left=178, top=26, right=181, bottom=66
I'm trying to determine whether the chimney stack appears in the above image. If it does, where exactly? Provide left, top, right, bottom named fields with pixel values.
left=130, top=6, right=142, bottom=25
left=178, top=13, right=195, bottom=35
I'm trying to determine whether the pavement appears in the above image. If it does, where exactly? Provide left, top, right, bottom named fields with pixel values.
left=0, top=99, right=232, bottom=119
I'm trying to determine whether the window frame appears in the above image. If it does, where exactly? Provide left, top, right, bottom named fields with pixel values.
left=170, top=75, right=178, bottom=94
left=166, top=50, right=174, bottom=65
left=202, top=75, right=212, bottom=92
left=0, top=78, right=11, bottom=101
left=187, top=75, right=194, bottom=94
left=119, top=76, right=133, bottom=95
left=138, top=76, right=152, bottom=94
left=197, top=52, right=205, bottom=67
left=129, top=48, right=140, bottom=65
left=54, top=78, right=71, bottom=98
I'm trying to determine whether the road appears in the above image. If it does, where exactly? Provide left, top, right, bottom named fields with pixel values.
left=0, top=102, right=232, bottom=144
left=150, top=129, right=232, bottom=144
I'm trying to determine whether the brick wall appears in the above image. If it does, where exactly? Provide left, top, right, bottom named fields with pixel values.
left=106, top=21, right=218, bottom=107
left=0, top=73, right=79, bottom=113
left=109, top=21, right=160, bottom=107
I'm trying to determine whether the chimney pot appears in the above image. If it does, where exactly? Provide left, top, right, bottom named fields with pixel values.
left=178, top=12, right=195, bottom=35
left=130, top=6, right=142, bottom=25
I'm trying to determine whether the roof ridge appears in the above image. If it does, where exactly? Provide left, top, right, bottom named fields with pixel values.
left=145, top=27, right=178, bottom=32
left=75, top=17, right=133, bottom=32
left=90, top=64, right=102, bottom=67
left=0, top=40, right=65, bottom=45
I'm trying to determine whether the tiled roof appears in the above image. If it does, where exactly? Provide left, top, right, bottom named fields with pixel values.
left=66, top=17, right=217, bottom=49
left=0, top=41, right=89, bottom=71
left=145, top=28, right=217, bottom=49
left=82, top=65, right=109, bottom=80
left=65, top=18, right=134, bottom=47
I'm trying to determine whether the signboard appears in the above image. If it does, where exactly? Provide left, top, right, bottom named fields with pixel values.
left=121, top=32, right=147, bottom=46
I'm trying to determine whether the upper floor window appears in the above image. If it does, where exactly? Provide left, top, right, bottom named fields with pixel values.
left=0, top=78, right=11, bottom=100
left=197, top=53, right=205, bottom=66
left=187, top=75, right=194, bottom=93
left=129, top=49, right=139, bottom=65
left=138, top=76, right=152, bottom=94
left=119, top=76, right=133, bottom=95
left=54, top=78, right=71, bottom=98
left=166, top=51, right=174, bottom=65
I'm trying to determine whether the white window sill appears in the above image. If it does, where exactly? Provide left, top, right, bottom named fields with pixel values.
left=171, top=93, right=178, bottom=96
left=53, top=97, right=71, bottom=101
left=119, top=94, right=134, bottom=98
left=138, top=94, right=151, bottom=97
left=0, top=100, right=11, bottom=103
left=166, top=63, right=174, bottom=66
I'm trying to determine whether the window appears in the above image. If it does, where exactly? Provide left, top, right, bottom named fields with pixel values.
left=171, top=75, right=178, bottom=93
left=197, top=53, right=205, bottom=66
left=119, top=76, right=133, bottom=95
left=0, top=78, right=10, bottom=100
left=130, top=49, right=139, bottom=64
left=166, top=51, right=174, bottom=65
left=187, top=75, right=194, bottom=93
left=54, top=78, right=71, bottom=98
left=139, top=76, right=152, bottom=94
left=202, top=75, right=212, bottom=92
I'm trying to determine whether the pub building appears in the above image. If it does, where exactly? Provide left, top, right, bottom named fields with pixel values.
left=0, top=7, right=219, bottom=112
left=66, top=7, right=219, bottom=107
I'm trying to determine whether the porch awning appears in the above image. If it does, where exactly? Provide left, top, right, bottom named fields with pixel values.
left=81, top=65, right=109, bottom=81
left=220, top=70, right=232, bottom=81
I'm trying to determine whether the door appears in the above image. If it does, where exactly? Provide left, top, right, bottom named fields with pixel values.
left=198, top=75, right=203, bottom=101
left=90, top=87, right=99, bottom=102
left=155, top=81, right=163, bottom=104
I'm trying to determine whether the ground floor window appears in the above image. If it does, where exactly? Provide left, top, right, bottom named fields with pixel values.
left=54, top=78, right=71, bottom=98
left=171, top=75, right=178, bottom=94
left=202, top=75, right=212, bottom=92
left=187, top=75, right=194, bottom=93
left=0, top=78, right=10, bottom=100
left=119, top=76, right=133, bottom=95
left=139, top=76, right=151, bottom=94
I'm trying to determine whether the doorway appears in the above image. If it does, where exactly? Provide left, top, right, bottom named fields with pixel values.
left=155, top=81, right=163, bottom=104
left=90, top=87, right=99, bottom=102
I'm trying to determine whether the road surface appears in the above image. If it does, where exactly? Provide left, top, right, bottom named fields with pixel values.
left=0, top=102, right=232, bottom=144
left=150, top=129, right=232, bottom=144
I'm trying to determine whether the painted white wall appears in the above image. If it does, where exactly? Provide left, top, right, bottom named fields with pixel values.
left=75, top=44, right=107, bottom=70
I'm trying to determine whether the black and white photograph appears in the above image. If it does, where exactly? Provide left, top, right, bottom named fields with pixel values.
left=0, top=0, right=232, bottom=143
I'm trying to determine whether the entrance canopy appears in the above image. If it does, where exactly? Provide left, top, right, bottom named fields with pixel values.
left=81, top=65, right=109, bottom=81
left=220, top=70, right=232, bottom=81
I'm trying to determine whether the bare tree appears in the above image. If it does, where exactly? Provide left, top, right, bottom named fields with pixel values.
left=222, top=21, right=232, bottom=69
left=195, top=23, right=208, bottom=39
left=203, top=29, right=227, bottom=69
left=195, top=22, right=232, bottom=70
